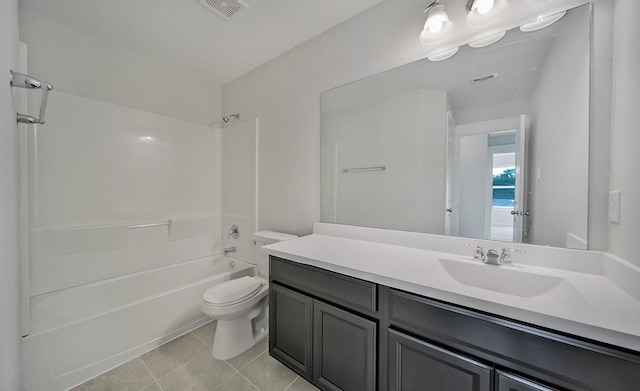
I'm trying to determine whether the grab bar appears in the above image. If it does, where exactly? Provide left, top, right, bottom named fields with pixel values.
left=9, top=70, right=54, bottom=125
left=343, top=165, right=387, bottom=173
left=128, top=220, right=172, bottom=230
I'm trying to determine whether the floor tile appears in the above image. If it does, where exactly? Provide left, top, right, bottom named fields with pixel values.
left=139, top=382, right=162, bottom=391
left=214, top=373, right=260, bottom=391
left=239, top=351, right=298, bottom=391
left=140, top=333, right=208, bottom=378
left=70, top=358, right=153, bottom=391
left=286, top=377, right=319, bottom=391
left=226, top=337, right=268, bottom=370
left=156, top=352, right=236, bottom=391
left=191, top=320, right=216, bottom=348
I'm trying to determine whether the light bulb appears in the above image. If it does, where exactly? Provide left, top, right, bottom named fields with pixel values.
left=425, top=4, right=448, bottom=34
left=475, top=0, right=495, bottom=15
left=427, top=18, right=444, bottom=33
left=420, top=3, right=453, bottom=44
left=466, top=0, right=508, bottom=27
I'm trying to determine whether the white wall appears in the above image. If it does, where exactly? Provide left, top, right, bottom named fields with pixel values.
left=527, top=6, right=590, bottom=248
left=609, top=0, right=640, bottom=266
left=18, top=9, right=222, bottom=126
left=222, top=118, right=258, bottom=263
left=458, top=133, right=490, bottom=239
left=321, top=89, right=446, bottom=233
left=222, top=0, right=601, bottom=238
left=0, top=0, right=22, bottom=389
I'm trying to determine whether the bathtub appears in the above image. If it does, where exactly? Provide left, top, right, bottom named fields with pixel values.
left=22, top=255, right=252, bottom=391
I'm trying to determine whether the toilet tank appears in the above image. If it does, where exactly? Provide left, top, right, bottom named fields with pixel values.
left=253, top=231, right=297, bottom=277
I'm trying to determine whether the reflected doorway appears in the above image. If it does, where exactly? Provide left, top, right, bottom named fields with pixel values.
left=490, top=151, right=516, bottom=241
left=448, top=115, right=527, bottom=243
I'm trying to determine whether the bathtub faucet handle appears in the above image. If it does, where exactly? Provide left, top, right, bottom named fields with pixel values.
left=227, top=224, right=239, bottom=240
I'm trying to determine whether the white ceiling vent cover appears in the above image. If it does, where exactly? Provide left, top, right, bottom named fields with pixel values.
left=472, top=73, right=498, bottom=84
left=199, top=0, right=248, bottom=21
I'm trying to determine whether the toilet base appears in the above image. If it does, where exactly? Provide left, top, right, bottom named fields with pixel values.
left=211, top=303, right=268, bottom=360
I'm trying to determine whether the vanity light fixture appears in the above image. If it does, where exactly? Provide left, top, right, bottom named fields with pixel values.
left=466, top=0, right=509, bottom=27
left=468, top=31, right=506, bottom=48
left=420, top=1, right=454, bottom=43
left=428, top=46, right=459, bottom=61
left=520, top=10, right=567, bottom=32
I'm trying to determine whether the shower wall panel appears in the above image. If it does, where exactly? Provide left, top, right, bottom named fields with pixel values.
left=27, top=91, right=223, bottom=297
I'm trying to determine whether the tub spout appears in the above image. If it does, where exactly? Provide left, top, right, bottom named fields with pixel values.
left=224, top=247, right=236, bottom=255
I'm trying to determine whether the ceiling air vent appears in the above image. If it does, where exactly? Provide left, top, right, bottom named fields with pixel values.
left=199, top=0, right=248, bottom=21
left=472, top=73, right=498, bottom=84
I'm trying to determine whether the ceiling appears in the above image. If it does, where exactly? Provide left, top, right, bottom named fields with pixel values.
left=19, top=0, right=385, bottom=86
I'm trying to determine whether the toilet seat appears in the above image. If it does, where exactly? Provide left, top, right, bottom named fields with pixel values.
left=203, top=276, right=264, bottom=307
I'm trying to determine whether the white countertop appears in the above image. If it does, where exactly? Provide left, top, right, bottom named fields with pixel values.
left=264, top=232, right=640, bottom=352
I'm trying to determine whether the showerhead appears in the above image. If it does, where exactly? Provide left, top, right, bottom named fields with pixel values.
left=222, top=113, right=240, bottom=123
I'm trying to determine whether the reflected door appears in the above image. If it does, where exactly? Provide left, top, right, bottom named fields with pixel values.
left=450, top=115, right=527, bottom=243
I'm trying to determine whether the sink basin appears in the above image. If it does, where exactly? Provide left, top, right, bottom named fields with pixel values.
left=428, top=258, right=591, bottom=309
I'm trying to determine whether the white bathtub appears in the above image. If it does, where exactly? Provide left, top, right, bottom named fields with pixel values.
left=22, top=255, right=252, bottom=391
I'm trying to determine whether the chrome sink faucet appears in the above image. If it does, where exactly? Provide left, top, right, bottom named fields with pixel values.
left=473, top=245, right=486, bottom=262
left=471, top=244, right=523, bottom=266
left=500, top=247, right=524, bottom=265
left=485, top=248, right=501, bottom=265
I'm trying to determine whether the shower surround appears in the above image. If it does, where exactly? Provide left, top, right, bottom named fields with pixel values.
left=20, top=90, right=234, bottom=390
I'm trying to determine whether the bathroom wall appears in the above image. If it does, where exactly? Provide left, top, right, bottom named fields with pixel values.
left=222, top=0, right=612, bottom=250
left=321, top=89, right=446, bottom=233
left=609, top=0, right=640, bottom=266
left=222, top=118, right=258, bottom=263
left=527, top=6, right=590, bottom=248
left=0, top=1, right=22, bottom=389
left=18, top=9, right=222, bottom=126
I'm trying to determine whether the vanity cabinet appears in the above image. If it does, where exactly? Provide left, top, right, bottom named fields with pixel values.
left=388, top=289, right=640, bottom=391
left=269, top=257, right=378, bottom=391
left=269, top=256, right=640, bottom=391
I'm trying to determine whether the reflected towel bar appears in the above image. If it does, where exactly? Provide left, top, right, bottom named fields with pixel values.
left=343, top=165, right=387, bottom=173
left=128, top=220, right=172, bottom=229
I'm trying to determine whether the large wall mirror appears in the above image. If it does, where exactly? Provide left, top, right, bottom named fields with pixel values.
left=320, top=4, right=590, bottom=249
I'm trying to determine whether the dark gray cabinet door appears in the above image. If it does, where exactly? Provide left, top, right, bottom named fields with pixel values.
left=313, top=300, right=377, bottom=391
left=497, top=371, right=558, bottom=391
left=388, top=329, right=492, bottom=391
left=269, top=284, right=313, bottom=380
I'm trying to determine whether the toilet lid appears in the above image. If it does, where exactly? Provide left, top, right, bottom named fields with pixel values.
left=203, top=276, right=264, bottom=306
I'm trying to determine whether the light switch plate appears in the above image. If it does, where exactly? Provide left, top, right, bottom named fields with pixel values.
left=609, top=191, right=621, bottom=224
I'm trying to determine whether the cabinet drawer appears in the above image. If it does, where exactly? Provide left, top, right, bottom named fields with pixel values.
left=496, top=371, right=559, bottom=391
left=388, top=329, right=492, bottom=391
left=389, top=289, right=640, bottom=391
left=270, top=256, right=377, bottom=314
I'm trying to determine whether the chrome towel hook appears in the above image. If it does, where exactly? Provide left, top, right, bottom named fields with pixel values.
left=9, top=69, right=54, bottom=125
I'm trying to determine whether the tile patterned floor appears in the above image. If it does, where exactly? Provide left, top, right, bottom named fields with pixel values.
left=71, top=321, right=319, bottom=391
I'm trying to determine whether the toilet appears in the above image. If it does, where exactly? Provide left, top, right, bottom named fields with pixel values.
left=201, top=231, right=297, bottom=360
